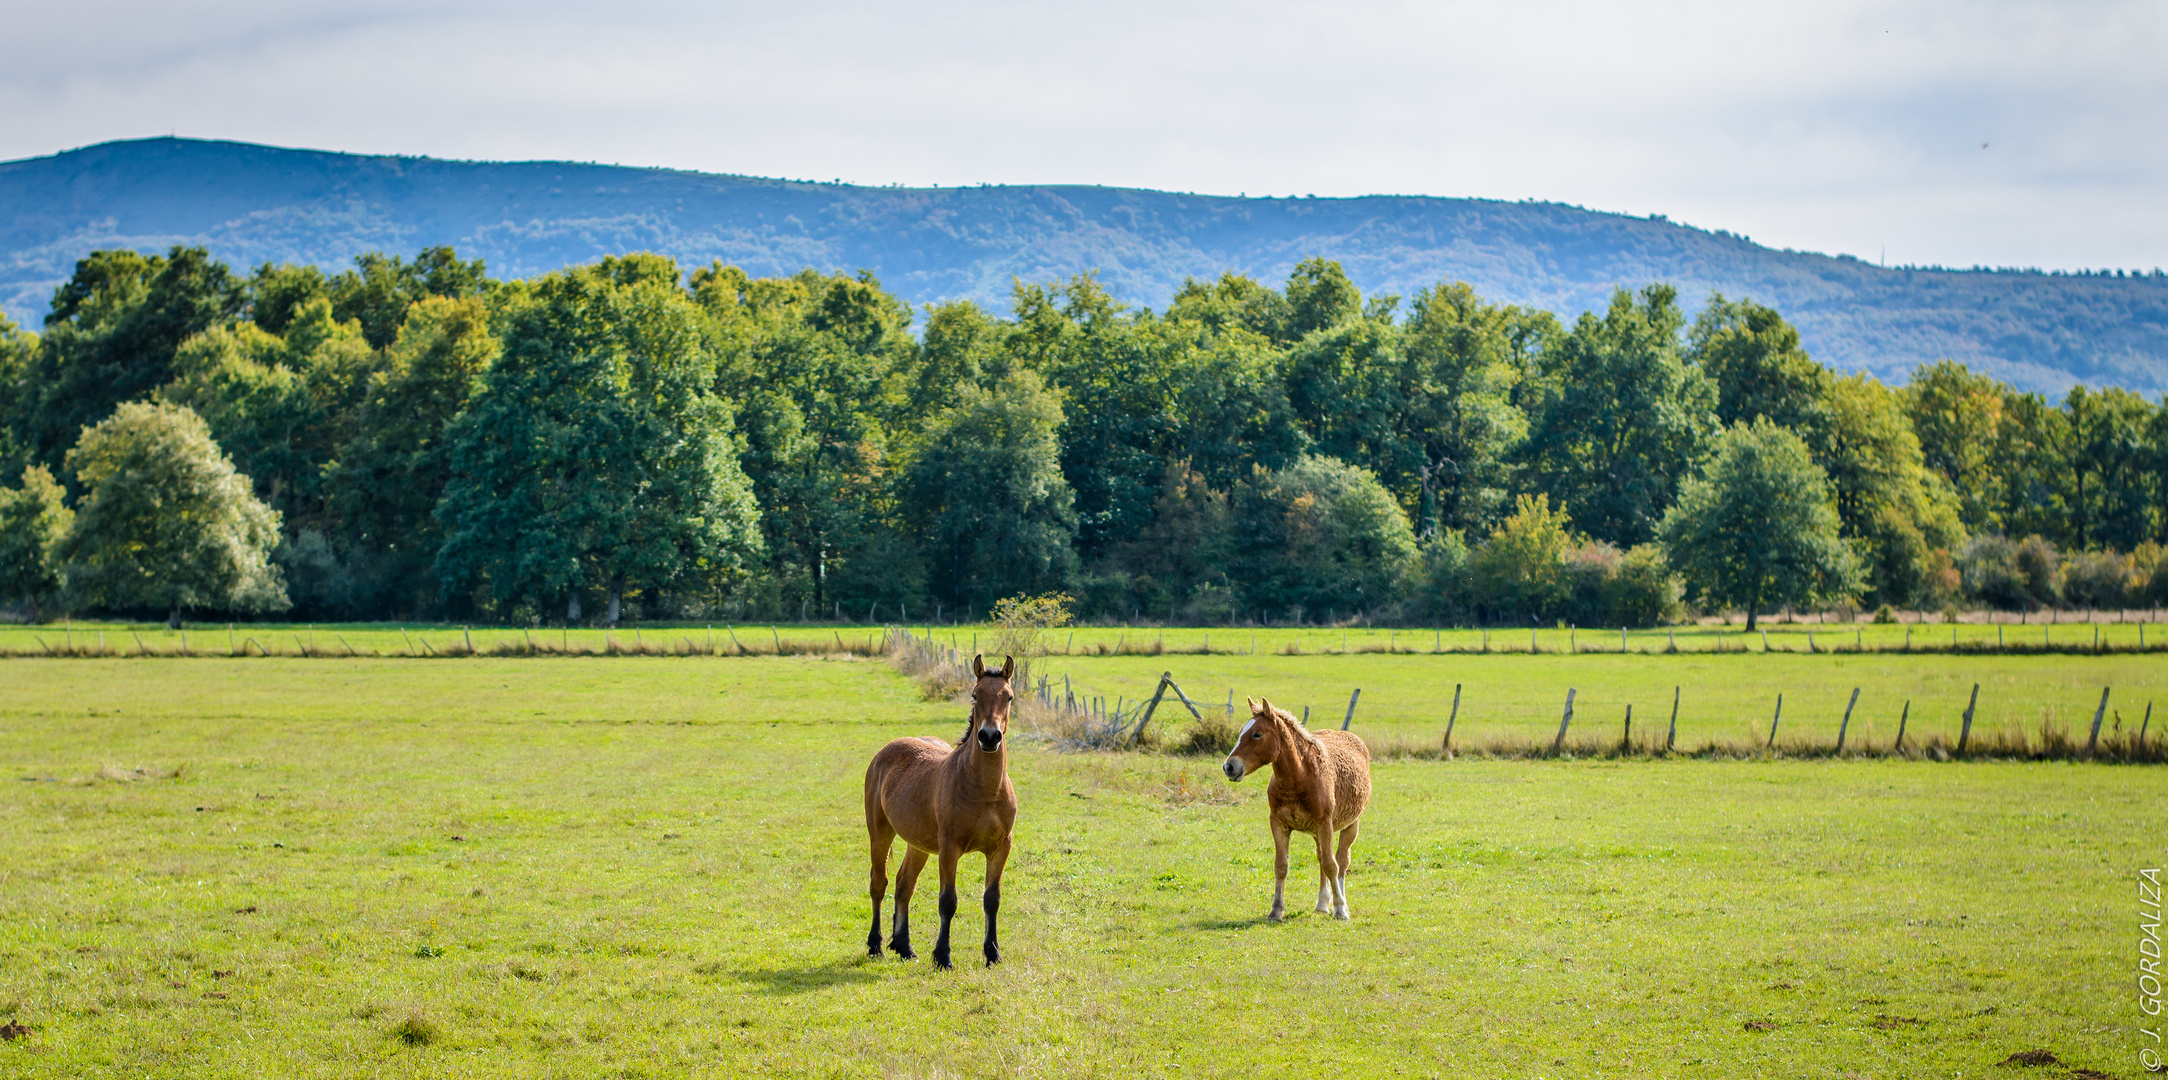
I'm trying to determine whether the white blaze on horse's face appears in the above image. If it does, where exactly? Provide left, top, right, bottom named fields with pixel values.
left=1222, top=699, right=1276, bottom=782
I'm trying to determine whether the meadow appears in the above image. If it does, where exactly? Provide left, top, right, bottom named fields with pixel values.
left=0, top=653, right=2160, bottom=1078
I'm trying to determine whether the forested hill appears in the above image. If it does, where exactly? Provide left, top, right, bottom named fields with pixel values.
left=5, top=136, right=2165, bottom=394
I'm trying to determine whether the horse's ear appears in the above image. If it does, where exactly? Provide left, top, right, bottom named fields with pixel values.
left=972, top=653, right=986, bottom=678
left=1000, top=654, right=1015, bottom=679
left=1245, top=696, right=1259, bottom=713
left=1257, top=697, right=1272, bottom=717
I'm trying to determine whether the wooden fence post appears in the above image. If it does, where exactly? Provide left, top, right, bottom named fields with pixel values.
left=1552, top=688, right=1577, bottom=753
left=1895, top=700, right=1910, bottom=750
left=2086, top=686, right=2112, bottom=756
left=1959, top=684, right=1980, bottom=752
left=1443, top=683, right=1462, bottom=753
left=1835, top=687, right=1861, bottom=753
left=1767, top=693, right=1783, bottom=748
left=1666, top=686, right=1680, bottom=751
left=1621, top=704, right=1633, bottom=751
left=2139, top=702, right=2152, bottom=751
left=1341, top=688, right=1362, bottom=731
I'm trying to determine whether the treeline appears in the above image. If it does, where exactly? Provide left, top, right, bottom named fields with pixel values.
left=0, top=245, right=2164, bottom=628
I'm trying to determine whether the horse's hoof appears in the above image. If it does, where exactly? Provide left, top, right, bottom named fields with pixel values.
left=983, top=947, right=1000, bottom=967
left=1267, top=912, right=1284, bottom=923
left=888, top=936, right=913, bottom=959
left=932, top=949, right=952, bottom=970
left=1334, top=911, right=1351, bottom=921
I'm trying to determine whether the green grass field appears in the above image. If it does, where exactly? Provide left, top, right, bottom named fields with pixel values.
left=1, top=655, right=2160, bottom=1078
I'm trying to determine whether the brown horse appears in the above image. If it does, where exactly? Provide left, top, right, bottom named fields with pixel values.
left=1222, top=697, right=1372, bottom=920
left=864, top=653, right=1019, bottom=968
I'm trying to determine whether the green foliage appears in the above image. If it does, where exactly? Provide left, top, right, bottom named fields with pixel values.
left=16, top=246, right=245, bottom=473
left=1225, top=455, right=1417, bottom=620
left=900, top=370, right=1077, bottom=611
left=433, top=261, right=761, bottom=622
left=1812, top=374, right=1964, bottom=607
left=1660, top=420, right=1859, bottom=630
left=1521, top=285, right=1717, bottom=546
left=1469, top=493, right=1576, bottom=620
left=55, top=401, right=288, bottom=623
left=0, top=465, right=73, bottom=620
left=1690, top=295, right=1832, bottom=432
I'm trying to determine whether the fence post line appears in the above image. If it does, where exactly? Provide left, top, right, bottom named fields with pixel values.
left=1836, top=687, right=1861, bottom=753
left=1959, top=684, right=1980, bottom=752
left=1667, top=686, right=1680, bottom=751
left=2086, top=686, right=2112, bottom=756
left=1443, top=683, right=1462, bottom=753
left=1767, top=693, right=1783, bottom=748
left=1341, top=688, right=1362, bottom=731
left=1552, top=688, right=1577, bottom=754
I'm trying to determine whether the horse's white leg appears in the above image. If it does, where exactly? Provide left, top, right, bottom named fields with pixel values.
left=1313, top=829, right=1337, bottom=914
left=1332, top=819, right=1360, bottom=920
left=1269, top=819, right=1291, bottom=922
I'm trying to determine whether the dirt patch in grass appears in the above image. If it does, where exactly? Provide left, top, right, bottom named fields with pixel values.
left=1997, top=1049, right=2059, bottom=1066
left=0, top=1021, right=32, bottom=1040
left=1742, top=1019, right=1777, bottom=1032
left=1872, top=1014, right=1927, bottom=1029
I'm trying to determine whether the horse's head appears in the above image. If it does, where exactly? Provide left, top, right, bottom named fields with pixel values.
left=968, top=653, right=1015, bottom=753
left=1223, top=697, right=1295, bottom=781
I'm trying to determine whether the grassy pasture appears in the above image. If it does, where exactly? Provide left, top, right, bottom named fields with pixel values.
left=1029, top=652, right=2168, bottom=754
left=0, top=656, right=2159, bottom=1078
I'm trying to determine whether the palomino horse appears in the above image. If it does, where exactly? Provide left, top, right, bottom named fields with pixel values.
left=864, top=653, right=1019, bottom=968
left=1222, top=697, right=1372, bottom=920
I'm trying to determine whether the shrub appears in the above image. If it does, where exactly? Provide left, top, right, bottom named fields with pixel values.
left=2061, top=549, right=2134, bottom=609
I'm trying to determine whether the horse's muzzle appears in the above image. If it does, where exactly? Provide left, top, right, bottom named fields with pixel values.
left=1222, top=757, right=1245, bottom=781
left=977, top=727, right=1004, bottom=752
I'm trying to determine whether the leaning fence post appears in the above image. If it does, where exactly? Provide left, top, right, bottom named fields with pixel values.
left=1133, top=673, right=1175, bottom=746
left=1895, top=700, right=1910, bottom=750
left=1766, top=693, right=1783, bottom=748
left=2138, top=702, right=2152, bottom=752
left=1666, top=686, right=1680, bottom=751
left=2086, top=686, right=2112, bottom=756
left=1835, top=687, right=1861, bottom=753
left=1442, top=683, right=1462, bottom=753
left=1552, top=688, right=1577, bottom=753
left=1958, top=683, right=1980, bottom=752
left=1341, top=688, right=1362, bottom=731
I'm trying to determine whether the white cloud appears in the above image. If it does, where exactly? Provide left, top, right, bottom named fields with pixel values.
left=2, top=0, right=2162, bottom=269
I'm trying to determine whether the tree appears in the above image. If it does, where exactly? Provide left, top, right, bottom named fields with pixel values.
left=901, top=370, right=1077, bottom=611
left=1398, top=283, right=1550, bottom=536
left=1812, top=374, right=1964, bottom=607
left=1902, top=360, right=2011, bottom=533
left=15, top=247, right=245, bottom=472
left=1521, top=285, right=1717, bottom=546
left=1659, top=420, right=1858, bottom=631
left=1469, top=493, right=1576, bottom=622
left=2061, top=385, right=2158, bottom=550
left=55, top=401, right=288, bottom=627
left=434, top=258, right=762, bottom=623
left=0, top=465, right=73, bottom=620
left=1688, top=295, right=1832, bottom=432
left=1225, top=456, right=1417, bottom=620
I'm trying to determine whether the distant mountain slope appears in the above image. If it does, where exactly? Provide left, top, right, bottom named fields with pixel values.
left=4, top=137, right=2164, bottom=394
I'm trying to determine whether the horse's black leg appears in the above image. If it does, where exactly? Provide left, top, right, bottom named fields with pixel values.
left=932, top=886, right=957, bottom=970
left=890, top=847, right=926, bottom=959
left=982, top=842, right=1009, bottom=967
left=932, top=847, right=960, bottom=970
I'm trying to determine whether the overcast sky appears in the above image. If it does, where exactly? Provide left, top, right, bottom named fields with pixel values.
left=3, top=0, right=2162, bottom=271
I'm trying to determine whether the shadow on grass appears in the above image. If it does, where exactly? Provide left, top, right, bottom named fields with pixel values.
left=730, top=959, right=885, bottom=995
left=1187, top=914, right=1279, bottom=932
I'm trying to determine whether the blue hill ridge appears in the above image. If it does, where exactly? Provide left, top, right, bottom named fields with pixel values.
left=4, top=137, right=2164, bottom=394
